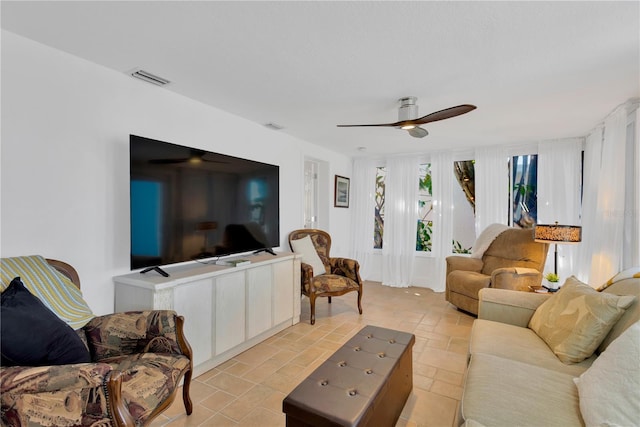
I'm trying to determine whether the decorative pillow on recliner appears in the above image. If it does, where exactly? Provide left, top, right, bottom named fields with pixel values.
left=1, top=255, right=94, bottom=329
left=290, top=235, right=327, bottom=276
left=528, top=276, right=636, bottom=363
left=0, top=277, right=91, bottom=366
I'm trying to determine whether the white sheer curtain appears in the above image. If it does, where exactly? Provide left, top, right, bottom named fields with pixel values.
left=430, top=151, right=454, bottom=292
left=576, top=127, right=603, bottom=283
left=474, top=146, right=509, bottom=235
left=537, top=138, right=584, bottom=279
left=578, top=105, right=630, bottom=286
left=627, top=107, right=640, bottom=269
left=350, top=158, right=377, bottom=280
left=381, top=156, right=419, bottom=287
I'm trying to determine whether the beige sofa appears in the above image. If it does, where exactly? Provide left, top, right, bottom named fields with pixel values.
left=458, top=273, right=640, bottom=426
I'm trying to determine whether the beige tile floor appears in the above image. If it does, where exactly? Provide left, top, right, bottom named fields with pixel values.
left=151, top=281, right=475, bottom=427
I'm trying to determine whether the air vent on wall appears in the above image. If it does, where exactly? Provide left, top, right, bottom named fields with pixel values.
left=129, top=69, right=171, bottom=86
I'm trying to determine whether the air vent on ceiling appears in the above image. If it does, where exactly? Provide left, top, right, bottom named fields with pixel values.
left=263, top=122, right=284, bottom=131
left=129, top=69, right=171, bottom=86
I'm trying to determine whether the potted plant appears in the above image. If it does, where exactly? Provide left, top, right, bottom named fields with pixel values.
left=544, top=273, right=560, bottom=290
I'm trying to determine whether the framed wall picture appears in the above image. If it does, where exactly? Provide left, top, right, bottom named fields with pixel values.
left=334, top=175, right=350, bottom=208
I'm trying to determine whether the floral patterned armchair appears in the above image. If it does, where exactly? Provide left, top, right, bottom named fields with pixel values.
left=288, top=229, right=363, bottom=324
left=0, top=258, right=193, bottom=426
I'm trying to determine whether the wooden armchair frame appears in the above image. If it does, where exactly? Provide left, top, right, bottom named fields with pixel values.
left=288, top=229, right=363, bottom=324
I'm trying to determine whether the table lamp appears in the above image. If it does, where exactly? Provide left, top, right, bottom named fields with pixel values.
left=534, top=221, right=582, bottom=276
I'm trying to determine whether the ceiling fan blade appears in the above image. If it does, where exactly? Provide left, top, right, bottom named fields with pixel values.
left=412, top=104, right=476, bottom=125
left=338, top=104, right=476, bottom=128
left=408, top=126, right=428, bottom=138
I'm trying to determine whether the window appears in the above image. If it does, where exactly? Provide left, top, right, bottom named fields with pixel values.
left=374, top=166, right=385, bottom=249
left=452, top=160, right=475, bottom=253
left=370, top=154, right=546, bottom=254
left=511, top=154, right=538, bottom=228
left=374, top=162, right=473, bottom=253
left=374, top=163, right=434, bottom=252
left=416, top=163, right=433, bottom=252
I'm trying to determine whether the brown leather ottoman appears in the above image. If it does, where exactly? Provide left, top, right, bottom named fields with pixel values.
left=283, top=325, right=415, bottom=427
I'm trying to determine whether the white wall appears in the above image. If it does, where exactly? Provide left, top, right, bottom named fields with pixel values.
left=1, top=31, right=352, bottom=315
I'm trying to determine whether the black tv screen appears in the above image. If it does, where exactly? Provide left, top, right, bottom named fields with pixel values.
left=129, top=135, right=280, bottom=269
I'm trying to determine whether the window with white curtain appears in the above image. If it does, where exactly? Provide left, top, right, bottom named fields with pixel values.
left=374, top=166, right=385, bottom=249
left=374, top=163, right=435, bottom=252
left=452, top=160, right=475, bottom=253
left=511, top=154, right=538, bottom=228
left=416, top=163, right=433, bottom=252
left=371, top=151, right=583, bottom=256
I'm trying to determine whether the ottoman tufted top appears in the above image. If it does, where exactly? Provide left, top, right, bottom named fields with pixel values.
left=283, top=325, right=415, bottom=426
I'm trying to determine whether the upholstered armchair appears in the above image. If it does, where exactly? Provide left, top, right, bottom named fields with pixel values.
left=0, top=256, right=193, bottom=427
left=288, top=229, right=363, bottom=325
left=445, top=228, right=549, bottom=315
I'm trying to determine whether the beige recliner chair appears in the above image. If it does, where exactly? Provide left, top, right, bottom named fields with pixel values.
left=445, top=228, right=549, bottom=315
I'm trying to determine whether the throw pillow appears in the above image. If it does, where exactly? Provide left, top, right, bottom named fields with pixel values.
left=0, top=255, right=94, bottom=329
left=528, top=276, right=636, bottom=363
left=597, top=266, right=640, bottom=291
left=574, top=321, right=640, bottom=426
left=290, top=235, right=326, bottom=276
left=1, top=277, right=91, bottom=366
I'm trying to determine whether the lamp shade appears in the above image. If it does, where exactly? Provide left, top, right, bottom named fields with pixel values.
left=534, top=222, right=582, bottom=243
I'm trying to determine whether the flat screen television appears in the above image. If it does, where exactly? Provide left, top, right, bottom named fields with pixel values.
left=129, top=135, right=280, bottom=270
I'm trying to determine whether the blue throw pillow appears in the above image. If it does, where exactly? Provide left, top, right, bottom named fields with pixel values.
left=1, top=277, right=91, bottom=366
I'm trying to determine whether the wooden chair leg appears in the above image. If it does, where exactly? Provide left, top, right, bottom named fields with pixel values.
left=182, top=369, right=193, bottom=415
left=357, top=291, right=363, bottom=314
left=309, top=293, right=316, bottom=325
left=328, top=296, right=332, bottom=304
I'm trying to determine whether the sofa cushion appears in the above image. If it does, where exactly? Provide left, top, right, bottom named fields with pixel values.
left=290, top=235, right=327, bottom=276
left=462, top=353, right=582, bottom=426
left=1, top=277, right=90, bottom=366
left=84, top=310, right=183, bottom=360
left=574, top=323, right=640, bottom=426
left=528, top=276, right=636, bottom=363
left=598, top=275, right=640, bottom=353
left=447, top=271, right=490, bottom=297
left=0, top=363, right=113, bottom=426
left=574, top=321, right=640, bottom=427
left=469, top=319, right=593, bottom=377
left=310, top=274, right=360, bottom=293
left=481, top=228, right=547, bottom=275
left=0, top=255, right=94, bottom=329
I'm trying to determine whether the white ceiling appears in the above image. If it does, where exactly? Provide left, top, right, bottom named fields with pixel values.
left=2, top=1, right=639, bottom=157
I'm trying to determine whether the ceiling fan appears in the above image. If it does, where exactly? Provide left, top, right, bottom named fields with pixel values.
left=337, top=97, right=476, bottom=138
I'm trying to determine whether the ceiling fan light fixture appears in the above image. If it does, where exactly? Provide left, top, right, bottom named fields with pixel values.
left=408, top=127, right=428, bottom=138
left=400, top=124, right=416, bottom=130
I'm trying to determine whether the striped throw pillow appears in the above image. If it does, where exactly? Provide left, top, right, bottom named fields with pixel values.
left=1, top=255, right=94, bottom=329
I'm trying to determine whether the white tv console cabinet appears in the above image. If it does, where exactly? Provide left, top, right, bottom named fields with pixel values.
left=113, top=252, right=301, bottom=377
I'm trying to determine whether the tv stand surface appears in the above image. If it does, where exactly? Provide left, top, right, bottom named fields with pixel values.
left=114, top=252, right=301, bottom=378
